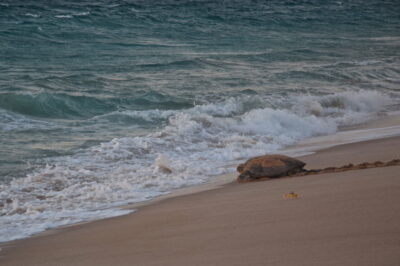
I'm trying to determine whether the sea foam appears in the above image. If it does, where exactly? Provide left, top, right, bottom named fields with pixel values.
left=0, top=90, right=393, bottom=242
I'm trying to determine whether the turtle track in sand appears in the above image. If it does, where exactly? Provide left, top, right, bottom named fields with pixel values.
left=237, top=159, right=400, bottom=183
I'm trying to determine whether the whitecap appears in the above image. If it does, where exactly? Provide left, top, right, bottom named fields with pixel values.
left=55, top=15, right=73, bottom=19
left=25, top=13, right=40, bottom=18
left=74, top=11, right=90, bottom=16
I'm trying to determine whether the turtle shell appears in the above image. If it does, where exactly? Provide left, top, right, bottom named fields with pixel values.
left=237, top=154, right=306, bottom=182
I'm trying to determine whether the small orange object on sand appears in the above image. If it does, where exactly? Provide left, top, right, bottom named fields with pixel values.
left=283, top=192, right=299, bottom=199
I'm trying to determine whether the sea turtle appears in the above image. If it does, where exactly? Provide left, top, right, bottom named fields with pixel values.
left=237, top=154, right=306, bottom=182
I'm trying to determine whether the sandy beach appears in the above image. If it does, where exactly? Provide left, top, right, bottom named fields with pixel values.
left=2, top=1, right=400, bottom=265
left=1, top=136, right=400, bottom=266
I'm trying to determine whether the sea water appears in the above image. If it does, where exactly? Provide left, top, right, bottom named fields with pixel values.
left=1, top=0, right=400, bottom=242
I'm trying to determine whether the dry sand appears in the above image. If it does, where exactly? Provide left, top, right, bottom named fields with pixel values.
left=1, top=136, right=400, bottom=266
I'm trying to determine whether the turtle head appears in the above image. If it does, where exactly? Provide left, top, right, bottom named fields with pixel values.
left=237, top=163, right=245, bottom=173
left=237, top=171, right=252, bottom=182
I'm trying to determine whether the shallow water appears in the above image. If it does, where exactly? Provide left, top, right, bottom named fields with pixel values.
left=1, top=0, right=400, bottom=242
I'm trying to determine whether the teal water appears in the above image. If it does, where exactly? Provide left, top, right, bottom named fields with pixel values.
left=0, top=0, right=400, bottom=242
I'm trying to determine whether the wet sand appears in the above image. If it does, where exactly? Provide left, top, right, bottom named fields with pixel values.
left=1, top=136, right=400, bottom=266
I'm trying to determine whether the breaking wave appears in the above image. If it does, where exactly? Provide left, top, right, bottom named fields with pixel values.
left=0, top=90, right=393, bottom=242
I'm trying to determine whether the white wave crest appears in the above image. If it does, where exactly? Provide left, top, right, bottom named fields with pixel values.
left=54, top=15, right=73, bottom=19
left=294, top=90, right=392, bottom=125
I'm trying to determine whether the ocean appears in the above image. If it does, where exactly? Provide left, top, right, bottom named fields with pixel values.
left=1, top=0, right=399, bottom=242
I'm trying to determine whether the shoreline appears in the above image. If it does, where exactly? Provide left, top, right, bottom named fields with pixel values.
left=1, top=114, right=400, bottom=244
left=123, top=112, right=400, bottom=213
left=1, top=135, right=400, bottom=264
left=1, top=113, right=399, bottom=245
